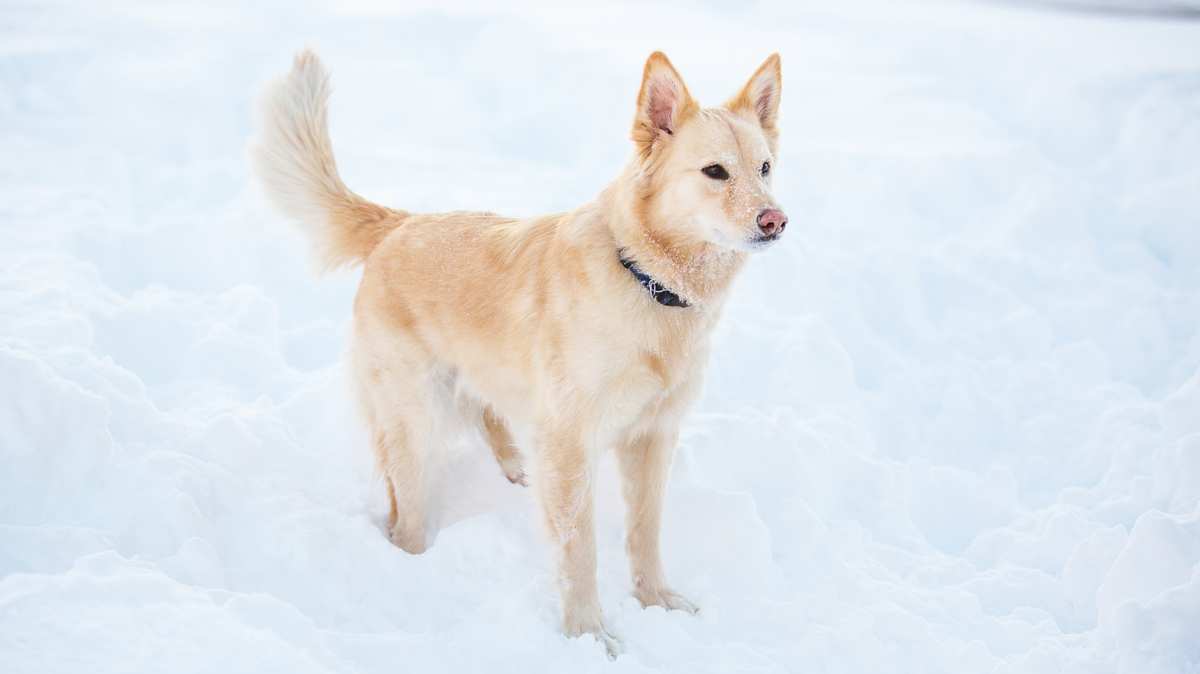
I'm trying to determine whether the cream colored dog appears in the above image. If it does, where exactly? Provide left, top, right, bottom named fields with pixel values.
left=253, top=49, right=786, bottom=656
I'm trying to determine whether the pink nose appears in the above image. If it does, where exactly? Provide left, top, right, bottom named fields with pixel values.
left=757, top=208, right=788, bottom=237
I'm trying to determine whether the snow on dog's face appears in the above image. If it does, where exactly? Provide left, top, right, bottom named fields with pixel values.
left=632, top=52, right=786, bottom=253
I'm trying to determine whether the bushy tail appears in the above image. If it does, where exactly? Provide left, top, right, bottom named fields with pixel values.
left=252, top=49, right=404, bottom=270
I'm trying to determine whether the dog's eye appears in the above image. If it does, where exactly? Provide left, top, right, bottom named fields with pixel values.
left=701, top=164, right=729, bottom=180
left=761, top=161, right=771, bottom=177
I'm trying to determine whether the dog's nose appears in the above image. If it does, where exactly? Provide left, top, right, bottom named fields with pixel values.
left=757, top=208, right=788, bottom=237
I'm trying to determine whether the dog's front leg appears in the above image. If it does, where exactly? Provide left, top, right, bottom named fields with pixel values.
left=617, top=428, right=699, bottom=614
left=537, top=425, right=620, bottom=657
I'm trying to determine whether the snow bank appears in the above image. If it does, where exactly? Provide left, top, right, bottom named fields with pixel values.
left=2, top=1, right=1198, bottom=672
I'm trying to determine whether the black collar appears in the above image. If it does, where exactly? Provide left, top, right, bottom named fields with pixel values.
left=619, top=254, right=690, bottom=308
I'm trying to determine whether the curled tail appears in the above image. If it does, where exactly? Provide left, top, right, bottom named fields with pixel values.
left=252, top=49, right=404, bottom=270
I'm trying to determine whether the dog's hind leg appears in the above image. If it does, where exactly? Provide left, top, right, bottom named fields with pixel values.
left=373, top=409, right=431, bottom=554
left=352, top=322, right=447, bottom=555
left=482, top=406, right=527, bottom=486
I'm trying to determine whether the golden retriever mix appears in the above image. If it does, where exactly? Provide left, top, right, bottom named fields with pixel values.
left=253, top=49, right=785, bottom=655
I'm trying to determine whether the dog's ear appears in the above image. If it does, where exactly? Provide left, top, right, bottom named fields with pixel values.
left=727, top=53, right=782, bottom=135
left=632, top=52, right=697, bottom=157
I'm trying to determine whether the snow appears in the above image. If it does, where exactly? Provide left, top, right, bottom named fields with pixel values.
left=2, top=1, right=1199, bottom=672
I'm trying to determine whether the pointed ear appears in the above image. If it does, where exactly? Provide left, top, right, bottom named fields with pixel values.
left=632, top=52, right=697, bottom=157
left=727, top=53, right=782, bottom=133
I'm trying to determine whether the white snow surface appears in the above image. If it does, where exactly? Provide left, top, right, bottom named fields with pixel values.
left=2, top=1, right=1199, bottom=672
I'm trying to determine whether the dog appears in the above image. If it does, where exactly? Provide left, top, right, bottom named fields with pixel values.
left=253, top=49, right=786, bottom=656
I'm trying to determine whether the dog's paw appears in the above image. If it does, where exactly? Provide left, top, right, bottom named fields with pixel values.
left=567, top=622, right=622, bottom=660
left=497, top=456, right=529, bottom=487
left=635, top=587, right=699, bottom=615
left=593, top=624, right=623, bottom=660
left=388, top=525, right=428, bottom=555
left=564, top=608, right=623, bottom=659
left=504, top=467, right=529, bottom=487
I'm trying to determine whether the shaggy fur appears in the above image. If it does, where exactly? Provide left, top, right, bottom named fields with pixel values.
left=252, top=49, right=786, bottom=656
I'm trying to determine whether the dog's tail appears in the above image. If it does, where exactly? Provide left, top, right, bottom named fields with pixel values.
left=252, top=49, right=404, bottom=270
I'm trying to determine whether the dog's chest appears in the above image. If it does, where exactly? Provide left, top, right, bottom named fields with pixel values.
left=587, top=317, right=710, bottom=423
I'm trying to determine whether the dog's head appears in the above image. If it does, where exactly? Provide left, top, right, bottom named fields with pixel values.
left=631, top=52, right=786, bottom=252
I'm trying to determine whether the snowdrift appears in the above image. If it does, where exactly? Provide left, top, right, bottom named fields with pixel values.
left=2, top=2, right=1198, bottom=672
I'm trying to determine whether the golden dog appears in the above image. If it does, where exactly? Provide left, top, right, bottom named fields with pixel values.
left=253, top=49, right=786, bottom=656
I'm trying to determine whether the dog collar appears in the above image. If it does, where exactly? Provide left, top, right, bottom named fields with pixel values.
left=619, top=254, right=690, bottom=308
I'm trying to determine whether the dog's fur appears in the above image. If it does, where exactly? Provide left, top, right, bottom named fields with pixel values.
left=253, top=49, right=785, bottom=655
